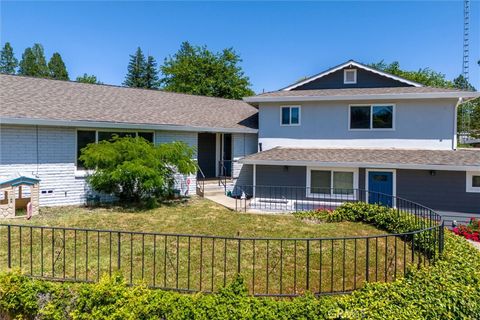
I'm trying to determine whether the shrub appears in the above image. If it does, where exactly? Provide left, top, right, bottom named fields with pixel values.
left=0, top=232, right=479, bottom=319
left=453, top=218, right=480, bottom=242
left=79, top=136, right=197, bottom=206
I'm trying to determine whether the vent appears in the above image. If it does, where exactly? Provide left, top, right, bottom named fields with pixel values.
left=344, top=69, right=357, bottom=84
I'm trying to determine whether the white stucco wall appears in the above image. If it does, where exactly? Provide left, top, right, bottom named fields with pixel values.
left=258, top=99, right=457, bottom=150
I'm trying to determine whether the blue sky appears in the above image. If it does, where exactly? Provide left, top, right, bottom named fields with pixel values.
left=1, top=1, right=479, bottom=92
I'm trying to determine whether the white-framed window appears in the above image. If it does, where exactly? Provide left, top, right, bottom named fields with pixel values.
left=344, top=69, right=357, bottom=84
left=466, top=171, right=480, bottom=193
left=306, top=167, right=358, bottom=199
left=76, top=129, right=154, bottom=170
left=280, top=106, right=301, bottom=126
left=349, top=104, right=395, bottom=130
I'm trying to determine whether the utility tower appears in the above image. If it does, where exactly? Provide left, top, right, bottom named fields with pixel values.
left=460, top=0, right=471, bottom=139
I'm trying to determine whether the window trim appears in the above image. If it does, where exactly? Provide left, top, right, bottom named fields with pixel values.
left=306, top=167, right=359, bottom=199
left=466, top=171, right=480, bottom=193
left=280, top=106, right=301, bottom=126
left=75, top=129, right=155, bottom=172
left=348, top=104, right=396, bottom=131
left=343, top=69, right=357, bottom=84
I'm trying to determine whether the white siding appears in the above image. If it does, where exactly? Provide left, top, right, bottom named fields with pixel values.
left=232, top=133, right=257, bottom=187
left=155, top=130, right=198, bottom=195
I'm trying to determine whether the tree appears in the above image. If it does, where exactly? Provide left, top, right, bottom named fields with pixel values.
left=123, top=47, right=146, bottom=88
left=76, top=73, right=102, bottom=84
left=18, top=43, right=49, bottom=77
left=79, top=136, right=197, bottom=205
left=144, top=55, right=159, bottom=89
left=0, top=42, right=18, bottom=74
left=48, top=52, right=69, bottom=80
left=160, top=42, right=254, bottom=99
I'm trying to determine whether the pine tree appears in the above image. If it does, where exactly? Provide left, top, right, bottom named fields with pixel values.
left=123, top=47, right=146, bottom=88
left=18, top=43, right=49, bottom=77
left=76, top=73, right=102, bottom=84
left=144, top=55, right=159, bottom=89
left=48, top=52, right=69, bottom=80
left=0, top=42, right=18, bottom=74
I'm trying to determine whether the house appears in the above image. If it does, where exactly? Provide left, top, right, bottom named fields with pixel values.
left=241, top=60, right=480, bottom=214
left=0, top=74, right=258, bottom=206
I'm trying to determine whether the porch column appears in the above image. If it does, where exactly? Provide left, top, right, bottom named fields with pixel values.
left=253, top=164, right=256, bottom=197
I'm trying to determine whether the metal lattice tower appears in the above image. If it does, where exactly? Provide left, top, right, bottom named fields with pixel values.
left=463, top=0, right=470, bottom=83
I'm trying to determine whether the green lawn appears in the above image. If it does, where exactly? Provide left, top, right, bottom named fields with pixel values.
left=0, top=197, right=418, bottom=296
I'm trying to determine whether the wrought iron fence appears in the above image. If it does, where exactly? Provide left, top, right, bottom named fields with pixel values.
left=0, top=187, right=444, bottom=297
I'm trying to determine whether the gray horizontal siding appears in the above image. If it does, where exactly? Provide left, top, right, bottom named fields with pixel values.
left=396, top=169, right=480, bottom=213
left=293, top=67, right=412, bottom=90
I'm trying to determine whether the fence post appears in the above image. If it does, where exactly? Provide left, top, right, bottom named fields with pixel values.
left=365, top=238, right=369, bottom=282
left=117, top=232, right=121, bottom=270
left=306, top=240, right=310, bottom=291
left=7, top=226, right=11, bottom=269
left=439, top=222, right=445, bottom=255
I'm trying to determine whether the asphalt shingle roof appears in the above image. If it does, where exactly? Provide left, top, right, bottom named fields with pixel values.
left=0, top=74, right=258, bottom=131
left=241, top=147, right=480, bottom=168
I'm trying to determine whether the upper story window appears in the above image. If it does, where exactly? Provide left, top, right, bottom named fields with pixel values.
left=349, top=104, right=394, bottom=130
left=466, top=172, right=480, bottom=193
left=76, top=130, right=154, bottom=170
left=281, top=106, right=301, bottom=126
left=344, top=69, right=357, bottom=84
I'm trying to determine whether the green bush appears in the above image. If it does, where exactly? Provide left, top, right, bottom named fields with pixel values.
left=0, top=232, right=479, bottom=319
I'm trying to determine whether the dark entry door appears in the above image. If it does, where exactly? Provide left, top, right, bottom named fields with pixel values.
left=221, top=134, right=232, bottom=177
left=368, top=171, right=393, bottom=207
left=197, top=133, right=217, bottom=178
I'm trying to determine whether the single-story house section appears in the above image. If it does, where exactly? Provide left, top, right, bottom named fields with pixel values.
left=0, top=74, right=258, bottom=206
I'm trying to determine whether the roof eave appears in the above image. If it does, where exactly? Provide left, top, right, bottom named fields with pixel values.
left=240, top=158, right=480, bottom=172
left=0, top=117, right=259, bottom=134
left=243, top=92, right=480, bottom=103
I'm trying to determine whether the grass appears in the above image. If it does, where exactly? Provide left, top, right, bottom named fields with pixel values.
left=0, top=197, right=420, bottom=296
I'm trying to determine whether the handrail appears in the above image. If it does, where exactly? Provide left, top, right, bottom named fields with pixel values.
left=218, top=160, right=231, bottom=194
left=196, top=167, right=206, bottom=197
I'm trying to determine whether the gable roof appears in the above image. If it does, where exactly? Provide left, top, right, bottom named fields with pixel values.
left=244, top=86, right=480, bottom=103
left=241, top=147, right=480, bottom=171
left=0, top=74, right=258, bottom=133
left=281, top=60, right=423, bottom=91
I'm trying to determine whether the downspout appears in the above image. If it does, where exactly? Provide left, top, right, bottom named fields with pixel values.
left=453, top=97, right=463, bottom=150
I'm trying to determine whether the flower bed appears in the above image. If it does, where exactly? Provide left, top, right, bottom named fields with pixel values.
left=453, top=218, right=480, bottom=242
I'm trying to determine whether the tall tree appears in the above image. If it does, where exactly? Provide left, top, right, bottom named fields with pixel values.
left=18, top=43, right=49, bottom=77
left=0, top=42, right=18, bottom=74
left=144, top=55, right=159, bottom=89
left=123, top=47, right=146, bottom=88
left=160, top=42, right=254, bottom=99
left=76, top=73, right=102, bottom=84
left=48, top=52, right=69, bottom=80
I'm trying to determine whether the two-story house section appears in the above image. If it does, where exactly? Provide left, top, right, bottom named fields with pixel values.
left=242, top=60, right=480, bottom=214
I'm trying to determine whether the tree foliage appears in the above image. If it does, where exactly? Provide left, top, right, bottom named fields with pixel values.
left=144, top=55, right=160, bottom=89
left=0, top=42, right=18, bottom=74
left=124, top=47, right=147, bottom=88
left=18, top=43, right=49, bottom=77
left=160, top=42, right=254, bottom=99
left=76, top=73, right=102, bottom=84
left=79, top=136, right=197, bottom=205
left=48, top=52, right=69, bottom=80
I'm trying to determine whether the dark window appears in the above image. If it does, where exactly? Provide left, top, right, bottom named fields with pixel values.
left=473, top=176, right=480, bottom=188
left=98, top=131, right=133, bottom=142
left=372, top=106, right=393, bottom=129
left=138, top=132, right=154, bottom=143
left=77, top=131, right=96, bottom=169
left=290, top=107, right=300, bottom=124
left=350, top=106, right=370, bottom=129
left=311, top=170, right=331, bottom=194
left=281, top=107, right=290, bottom=125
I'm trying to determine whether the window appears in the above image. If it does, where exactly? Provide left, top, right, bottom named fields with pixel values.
left=466, top=172, right=480, bottom=193
left=350, top=105, right=394, bottom=130
left=281, top=106, right=300, bottom=126
left=344, top=69, right=357, bottom=84
left=307, top=168, right=357, bottom=197
left=76, top=130, right=154, bottom=169
left=77, top=130, right=96, bottom=170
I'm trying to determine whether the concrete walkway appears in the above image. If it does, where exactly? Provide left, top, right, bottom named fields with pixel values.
left=204, top=194, right=240, bottom=211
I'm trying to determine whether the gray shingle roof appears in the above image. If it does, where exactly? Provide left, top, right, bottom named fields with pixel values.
left=241, top=147, right=480, bottom=169
left=0, top=74, right=258, bottom=131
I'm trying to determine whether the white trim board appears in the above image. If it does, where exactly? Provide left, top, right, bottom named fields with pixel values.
left=466, top=171, right=480, bottom=193
left=281, top=60, right=423, bottom=91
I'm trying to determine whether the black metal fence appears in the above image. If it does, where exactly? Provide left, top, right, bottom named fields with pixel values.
left=0, top=188, right=444, bottom=297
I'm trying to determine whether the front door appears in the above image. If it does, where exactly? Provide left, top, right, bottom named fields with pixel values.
left=197, top=133, right=217, bottom=178
left=220, top=134, right=232, bottom=177
left=368, top=171, right=393, bottom=207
